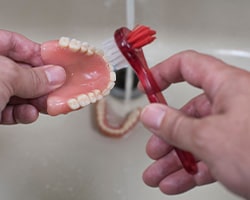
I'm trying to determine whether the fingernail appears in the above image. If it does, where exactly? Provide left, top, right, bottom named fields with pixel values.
left=45, top=65, right=66, bottom=87
left=140, top=104, right=166, bottom=130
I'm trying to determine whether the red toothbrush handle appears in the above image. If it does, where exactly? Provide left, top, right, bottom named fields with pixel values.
left=114, top=26, right=198, bottom=174
left=142, top=68, right=198, bottom=175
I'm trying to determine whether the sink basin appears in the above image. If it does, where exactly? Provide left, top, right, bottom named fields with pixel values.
left=0, top=0, right=247, bottom=199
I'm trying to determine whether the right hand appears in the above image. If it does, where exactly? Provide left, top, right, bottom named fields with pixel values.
left=140, top=50, right=250, bottom=199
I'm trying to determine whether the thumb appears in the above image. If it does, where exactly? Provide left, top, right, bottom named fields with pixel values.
left=14, top=65, right=66, bottom=98
left=140, top=103, right=202, bottom=153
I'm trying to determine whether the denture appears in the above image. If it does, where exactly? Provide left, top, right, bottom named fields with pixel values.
left=41, top=37, right=116, bottom=116
left=95, top=98, right=141, bottom=137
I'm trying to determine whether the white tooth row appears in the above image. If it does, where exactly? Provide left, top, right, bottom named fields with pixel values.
left=59, top=36, right=116, bottom=110
left=67, top=89, right=102, bottom=110
left=99, top=67, right=116, bottom=97
left=67, top=69, right=116, bottom=110
left=59, top=37, right=102, bottom=56
left=96, top=99, right=141, bottom=136
left=59, top=37, right=114, bottom=72
left=67, top=79, right=115, bottom=110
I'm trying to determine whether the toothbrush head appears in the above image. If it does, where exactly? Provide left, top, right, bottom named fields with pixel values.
left=127, top=25, right=156, bottom=49
left=102, top=37, right=130, bottom=71
left=114, top=26, right=159, bottom=91
left=103, top=25, right=156, bottom=72
left=113, top=26, right=150, bottom=73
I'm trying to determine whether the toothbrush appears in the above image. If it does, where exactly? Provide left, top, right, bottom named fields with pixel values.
left=103, top=25, right=198, bottom=175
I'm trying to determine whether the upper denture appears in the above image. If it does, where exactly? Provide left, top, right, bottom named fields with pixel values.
left=41, top=37, right=116, bottom=116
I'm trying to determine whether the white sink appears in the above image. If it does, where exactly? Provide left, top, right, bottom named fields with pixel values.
left=0, top=0, right=247, bottom=199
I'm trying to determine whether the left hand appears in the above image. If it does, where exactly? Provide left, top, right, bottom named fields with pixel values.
left=0, top=30, right=66, bottom=124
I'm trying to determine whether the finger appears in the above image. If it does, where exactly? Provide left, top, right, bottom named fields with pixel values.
left=1, top=104, right=39, bottom=124
left=28, top=95, right=48, bottom=114
left=159, top=162, right=215, bottom=195
left=143, top=150, right=183, bottom=187
left=146, top=135, right=173, bottom=160
left=147, top=50, right=237, bottom=98
left=140, top=103, right=211, bottom=157
left=0, top=30, right=43, bottom=66
left=8, top=96, right=29, bottom=105
left=180, top=93, right=212, bottom=118
left=8, top=96, right=48, bottom=114
left=143, top=146, right=214, bottom=193
left=11, top=64, right=66, bottom=98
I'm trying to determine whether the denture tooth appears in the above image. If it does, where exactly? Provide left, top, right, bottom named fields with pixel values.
left=81, top=42, right=89, bottom=53
left=110, top=129, right=122, bottom=135
left=132, top=109, right=141, bottom=120
left=102, top=81, right=115, bottom=96
left=86, top=50, right=94, bottom=56
left=95, top=98, right=141, bottom=137
left=108, top=64, right=114, bottom=72
left=110, top=72, right=116, bottom=82
left=96, top=99, right=104, bottom=119
left=86, top=45, right=95, bottom=56
left=89, top=45, right=96, bottom=52
left=67, top=98, right=80, bottom=110
left=102, top=88, right=110, bottom=96
left=69, top=39, right=81, bottom=52
left=95, top=49, right=104, bottom=56
left=93, top=89, right=103, bottom=100
left=59, top=37, right=70, bottom=47
left=126, top=115, right=137, bottom=128
left=107, top=81, right=115, bottom=90
left=77, top=94, right=91, bottom=107
left=88, top=92, right=97, bottom=103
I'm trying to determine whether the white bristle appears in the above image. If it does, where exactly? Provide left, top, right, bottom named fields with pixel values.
left=102, top=37, right=129, bottom=71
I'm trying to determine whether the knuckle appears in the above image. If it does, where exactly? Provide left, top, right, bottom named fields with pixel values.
left=168, top=111, right=209, bottom=152
left=15, top=66, right=47, bottom=98
left=167, top=113, right=186, bottom=143
left=181, top=50, right=198, bottom=56
left=24, top=68, right=46, bottom=97
left=0, top=56, right=19, bottom=95
left=190, top=120, right=211, bottom=153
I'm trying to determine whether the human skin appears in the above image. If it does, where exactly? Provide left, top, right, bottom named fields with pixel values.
left=0, top=30, right=66, bottom=124
left=140, top=50, right=250, bottom=199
